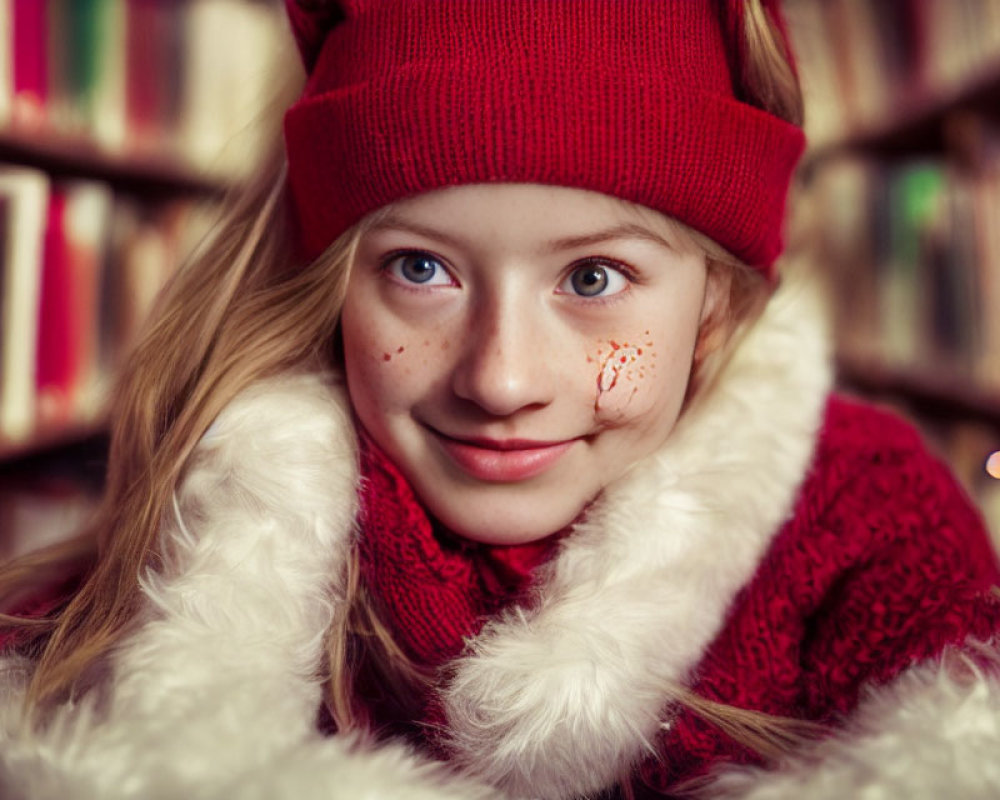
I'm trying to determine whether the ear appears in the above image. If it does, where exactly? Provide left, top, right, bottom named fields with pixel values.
left=694, top=263, right=733, bottom=365
left=284, top=0, right=364, bottom=73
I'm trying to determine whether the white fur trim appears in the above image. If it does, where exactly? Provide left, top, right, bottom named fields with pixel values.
left=710, top=642, right=1000, bottom=799
left=0, top=374, right=498, bottom=799
left=442, top=275, right=834, bottom=797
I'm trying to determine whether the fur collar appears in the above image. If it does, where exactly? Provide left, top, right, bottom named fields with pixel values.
left=0, top=275, right=832, bottom=799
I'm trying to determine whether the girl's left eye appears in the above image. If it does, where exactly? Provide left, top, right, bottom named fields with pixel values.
left=558, top=260, right=630, bottom=298
left=383, top=252, right=455, bottom=286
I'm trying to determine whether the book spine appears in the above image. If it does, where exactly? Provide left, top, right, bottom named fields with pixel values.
left=0, top=0, right=12, bottom=124
left=0, top=167, right=50, bottom=442
left=10, top=0, right=48, bottom=126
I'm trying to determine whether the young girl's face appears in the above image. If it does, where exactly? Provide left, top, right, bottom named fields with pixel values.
left=341, top=184, right=714, bottom=545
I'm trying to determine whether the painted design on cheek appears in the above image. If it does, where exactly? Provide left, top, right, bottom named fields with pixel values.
left=594, top=340, right=642, bottom=413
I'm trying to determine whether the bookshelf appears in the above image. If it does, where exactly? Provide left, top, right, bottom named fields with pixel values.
left=0, top=129, right=227, bottom=198
left=784, top=0, right=1000, bottom=534
left=0, top=0, right=287, bottom=554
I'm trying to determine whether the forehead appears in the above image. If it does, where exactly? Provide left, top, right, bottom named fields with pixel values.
left=367, top=184, right=699, bottom=255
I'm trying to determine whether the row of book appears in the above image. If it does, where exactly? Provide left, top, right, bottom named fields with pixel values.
left=0, top=0, right=287, bottom=178
left=785, top=0, right=1000, bottom=146
left=0, top=164, right=215, bottom=449
left=811, top=142, right=1000, bottom=395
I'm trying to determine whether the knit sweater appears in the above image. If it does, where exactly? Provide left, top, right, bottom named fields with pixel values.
left=642, top=394, right=1000, bottom=793
left=354, top=394, right=1000, bottom=795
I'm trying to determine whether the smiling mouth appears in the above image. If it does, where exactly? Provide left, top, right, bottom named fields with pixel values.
left=429, top=430, right=576, bottom=482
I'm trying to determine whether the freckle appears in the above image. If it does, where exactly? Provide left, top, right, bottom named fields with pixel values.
left=423, top=339, right=430, bottom=347
left=397, top=346, right=405, bottom=354
left=644, top=330, right=650, bottom=335
left=382, top=353, right=392, bottom=362
left=441, top=340, right=450, bottom=351
left=586, top=356, right=593, bottom=363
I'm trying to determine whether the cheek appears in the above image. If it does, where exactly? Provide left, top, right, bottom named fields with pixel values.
left=591, top=337, right=654, bottom=420
left=590, top=331, right=695, bottom=424
left=341, top=304, right=455, bottom=422
left=341, top=308, right=415, bottom=417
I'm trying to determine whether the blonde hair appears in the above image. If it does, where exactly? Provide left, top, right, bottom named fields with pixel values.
left=0, top=0, right=812, bottom=775
left=0, top=144, right=378, bottom=709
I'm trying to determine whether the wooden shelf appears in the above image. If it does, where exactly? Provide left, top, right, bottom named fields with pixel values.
left=805, top=59, right=1000, bottom=169
left=836, top=354, right=1000, bottom=428
left=0, top=127, right=230, bottom=198
left=0, top=421, right=108, bottom=466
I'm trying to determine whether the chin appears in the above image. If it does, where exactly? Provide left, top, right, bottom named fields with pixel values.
left=431, top=500, right=582, bottom=546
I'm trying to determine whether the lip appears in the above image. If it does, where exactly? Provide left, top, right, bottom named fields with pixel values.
left=431, top=430, right=576, bottom=482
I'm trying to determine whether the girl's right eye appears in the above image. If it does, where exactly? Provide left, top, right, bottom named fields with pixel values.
left=383, top=252, right=455, bottom=287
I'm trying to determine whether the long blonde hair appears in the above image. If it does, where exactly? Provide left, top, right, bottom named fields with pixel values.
left=0, top=144, right=380, bottom=708
left=1, top=0, right=809, bottom=764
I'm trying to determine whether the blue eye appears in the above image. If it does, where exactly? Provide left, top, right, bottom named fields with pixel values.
left=559, top=261, right=630, bottom=298
left=384, top=252, right=454, bottom=286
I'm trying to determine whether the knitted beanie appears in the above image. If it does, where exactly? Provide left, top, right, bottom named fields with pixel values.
left=283, top=1, right=806, bottom=274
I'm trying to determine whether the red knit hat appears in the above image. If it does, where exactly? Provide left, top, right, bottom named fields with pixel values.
left=283, top=1, right=806, bottom=274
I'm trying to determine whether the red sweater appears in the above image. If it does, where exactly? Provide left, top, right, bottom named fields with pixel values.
left=356, top=395, right=1000, bottom=794
left=636, top=395, right=1000, bottom=792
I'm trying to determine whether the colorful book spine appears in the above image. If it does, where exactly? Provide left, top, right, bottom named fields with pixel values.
left=0, top=166, right=50, bottom=442
left=35, top=181, right=113, bottom=428
left=9, top=0, right=49, bottom=127
left=0, top=0, right=12, bottom=124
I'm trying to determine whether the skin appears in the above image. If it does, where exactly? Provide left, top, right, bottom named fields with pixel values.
left=340, top=183, right=718, bottom=545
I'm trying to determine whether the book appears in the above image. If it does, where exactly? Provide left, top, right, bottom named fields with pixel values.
left=178, top=0, right=285, bottom=177
left=72, top=0, right=126, bottom=149
left=35, top=181, right=113, bottom=428
left=0, top=0, right=12, bottom=124
left=9, top=0, right=48, bottom=127
left=0, top=166, right=50, bottom=443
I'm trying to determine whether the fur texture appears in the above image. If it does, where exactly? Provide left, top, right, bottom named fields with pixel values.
left=0, top=375, right=496, bottom=800
left=712, top=642, right=1000, bottom=799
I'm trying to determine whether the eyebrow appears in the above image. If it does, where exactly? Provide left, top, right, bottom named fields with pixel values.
left=367, top=217, right=464, bottom=249
left=368, top=217, right=679, bottom=254
left=542, top=223, right=680, bottom=255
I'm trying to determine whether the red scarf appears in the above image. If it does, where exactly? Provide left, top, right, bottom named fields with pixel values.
left=356, top=435, right=559, bottom=670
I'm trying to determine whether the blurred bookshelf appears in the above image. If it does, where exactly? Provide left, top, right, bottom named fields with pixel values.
left=0, top=0, right=287, bottom=557
left=785, top=0, right=1000, bottom=535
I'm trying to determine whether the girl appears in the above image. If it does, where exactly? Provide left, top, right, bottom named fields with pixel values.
left=2, top=1, right=1000, bottom=798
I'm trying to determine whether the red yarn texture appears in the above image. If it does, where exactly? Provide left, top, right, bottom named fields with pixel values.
left=283, top=0, right=805, bottom=273
left=357, top=434, right=558, bottom=669
left=354, top=396, right=1000, bottom=794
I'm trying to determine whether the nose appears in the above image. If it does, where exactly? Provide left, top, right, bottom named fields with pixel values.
left=451, top=296, right=557, bottom=417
